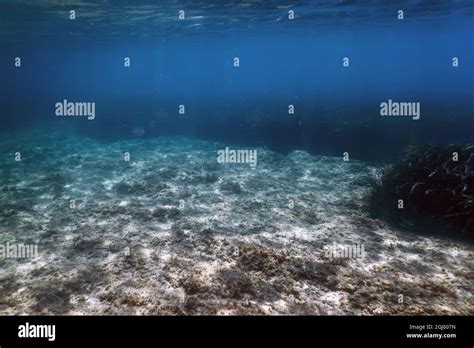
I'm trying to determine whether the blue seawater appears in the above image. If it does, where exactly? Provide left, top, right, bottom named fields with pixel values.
left=0, top=1, right=472, bottom=159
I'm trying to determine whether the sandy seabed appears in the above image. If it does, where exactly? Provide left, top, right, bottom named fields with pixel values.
left=0, top=132, right=472, bottom=315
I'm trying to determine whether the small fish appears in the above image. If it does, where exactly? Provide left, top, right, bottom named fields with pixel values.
left=443, top=158, right=451, bottom=174
left=132, top=127, right=145, bottom=136
left=400, top=217, right=415, bottom=227
left=409, top=182, right=425, bottom=196
left=428, top=168, right=440, bottom=178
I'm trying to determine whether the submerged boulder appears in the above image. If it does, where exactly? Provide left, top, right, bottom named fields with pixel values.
left=369, top=144, right=474, bottom=238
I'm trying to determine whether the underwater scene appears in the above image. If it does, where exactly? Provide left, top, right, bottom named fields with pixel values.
left=0, top=1, right=473, bottom=315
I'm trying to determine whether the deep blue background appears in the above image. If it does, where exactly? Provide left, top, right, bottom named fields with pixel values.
left=0, top=2, right=473, bottom=160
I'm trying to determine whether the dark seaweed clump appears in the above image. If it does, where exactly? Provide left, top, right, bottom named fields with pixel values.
left=369, top=144, right=474, bottom=238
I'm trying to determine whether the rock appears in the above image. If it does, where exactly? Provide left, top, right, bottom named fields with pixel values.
left=219, top=180, right=243, bottom=194
left=114, top=181, right=147, bottom=195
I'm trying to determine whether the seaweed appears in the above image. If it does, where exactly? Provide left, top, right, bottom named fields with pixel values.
left=369, top=144, right=474, bottom=238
